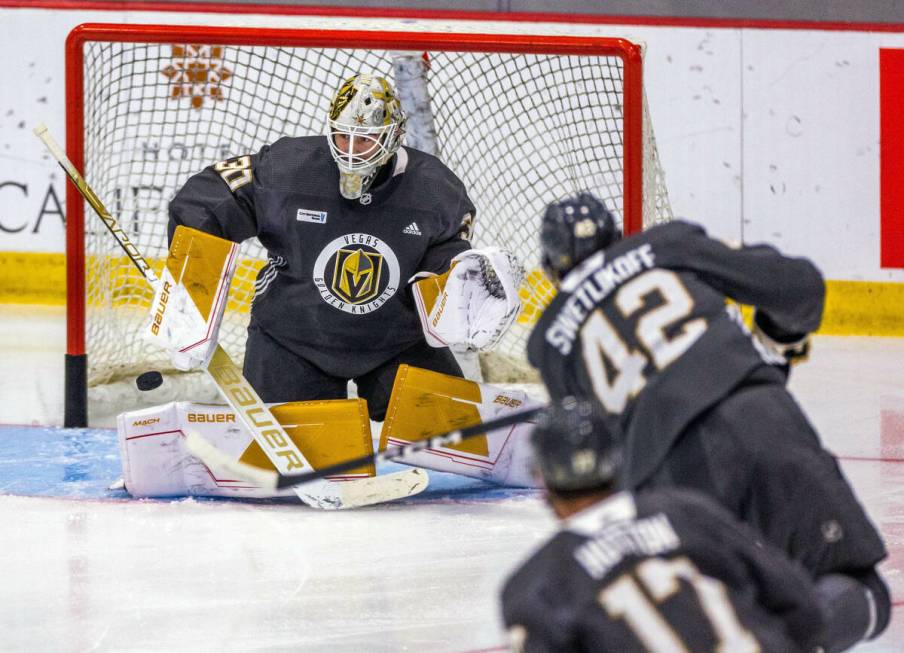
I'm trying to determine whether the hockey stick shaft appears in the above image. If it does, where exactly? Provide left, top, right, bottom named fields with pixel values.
left=33, top=124, right=330, bottom=504
left=34, top=123, right=160, bottom=288
left=273, top=405, right=546, bottom=489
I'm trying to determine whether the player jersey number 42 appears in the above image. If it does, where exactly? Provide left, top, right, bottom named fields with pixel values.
left=579, top=268, right=707, bottom=413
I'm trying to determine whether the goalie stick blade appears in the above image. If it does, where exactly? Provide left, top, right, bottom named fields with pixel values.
left=183, top=431, right=340, bottom=509
left=337, top=468, right=429, bottom=508
left=184, top=431, right=428, bottom=509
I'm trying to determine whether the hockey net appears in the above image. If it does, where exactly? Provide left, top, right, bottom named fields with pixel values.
left=65, top=23, right=672, bottom=424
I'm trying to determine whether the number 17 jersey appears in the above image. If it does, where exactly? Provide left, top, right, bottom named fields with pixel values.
left=501, top=489, right=823, bottom=652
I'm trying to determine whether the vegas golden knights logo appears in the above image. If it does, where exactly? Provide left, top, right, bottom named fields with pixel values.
left=332, top=248, right=384, bottom=304
left=313, top=233, right=400, bottom=315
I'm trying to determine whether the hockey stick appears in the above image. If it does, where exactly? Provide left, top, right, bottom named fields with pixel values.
left=34, top=123, right=427, bottom=509
left=185, top=404, right=546, bottom=492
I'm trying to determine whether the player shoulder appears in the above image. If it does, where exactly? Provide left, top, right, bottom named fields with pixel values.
left=502, top=531, right=584, bottom=602
left=400, top=145, right=443, bottom=168
left=526, top=290, right=570, bottom=363
left=267, top=135, right=328, bottom=159
left=400, top=146, right=467, bottom=189
left=639, top=218, right=707, bottom=244
left=636, top=485, right=738, bottom=532
left=606, top=220, right=709, bottom=266
left=637, top=484, right=712, bottom=510
left=255, top=135, right=331, bottom=183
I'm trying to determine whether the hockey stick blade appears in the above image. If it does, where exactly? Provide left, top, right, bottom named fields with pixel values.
left=269, top=405, right=546, bottom=490
left=184, top=431, right=429, bottom=509
left=339, top=467, right=429, bottom=508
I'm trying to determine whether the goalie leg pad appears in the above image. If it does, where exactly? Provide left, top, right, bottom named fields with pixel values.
left=379, top=365, right=541, bottom=487
left=237, top=399, right=375, bottom=479
left=117, top=398, right=375, bottom=498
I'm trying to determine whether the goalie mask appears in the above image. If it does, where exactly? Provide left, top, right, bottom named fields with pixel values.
left=540, top=193, right=621, bottom=284
left=327, top=74, right=406, bottom=200
left=531, top=398, right=623, bottom=493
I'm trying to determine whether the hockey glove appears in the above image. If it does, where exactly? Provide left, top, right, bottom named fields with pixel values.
left=414, top=247, right=524, bottom=352
left=752, top=309, right=811, bottom=366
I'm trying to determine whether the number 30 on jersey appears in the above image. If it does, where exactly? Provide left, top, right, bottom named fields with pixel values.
left=214, top=155, right=253, bottom=192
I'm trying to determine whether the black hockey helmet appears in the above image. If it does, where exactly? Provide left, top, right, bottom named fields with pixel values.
left=531, top=397, right=623, bottom=492
left=540, top=193, right=621, bottom=283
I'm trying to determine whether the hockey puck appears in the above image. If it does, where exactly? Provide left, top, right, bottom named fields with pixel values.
left=136, top=370, right=163, bottom=392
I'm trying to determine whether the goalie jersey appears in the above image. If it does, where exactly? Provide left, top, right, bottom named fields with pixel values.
left=501, top=488, right=824, bottom=653
left=527, top=220, right=825, bottom=488
left=169, top=136, right=474, bottom=378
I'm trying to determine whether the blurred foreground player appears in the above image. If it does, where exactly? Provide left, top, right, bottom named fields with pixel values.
left=527, top=193, right=890, bottom=650
left=145, top=73, right=522, bottom=420
left=501, top=399, right=824, bottom=653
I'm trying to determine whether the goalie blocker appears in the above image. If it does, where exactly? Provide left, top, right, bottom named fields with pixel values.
left=143, top=225, right=238, bottom=371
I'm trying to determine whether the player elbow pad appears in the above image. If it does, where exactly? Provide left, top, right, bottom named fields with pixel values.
left=814, top=571, right=890, bottom=652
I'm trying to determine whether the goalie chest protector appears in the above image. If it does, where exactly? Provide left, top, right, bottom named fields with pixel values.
left=170, top=136, right=475, bottom=378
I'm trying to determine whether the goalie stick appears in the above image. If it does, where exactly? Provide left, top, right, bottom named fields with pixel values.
left=185, top=404, right=546, bottom=492
left=34, top=123, right=427, bottom=510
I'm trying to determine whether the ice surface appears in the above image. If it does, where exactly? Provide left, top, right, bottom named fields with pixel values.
left=0, top=305, right=901, bottom=651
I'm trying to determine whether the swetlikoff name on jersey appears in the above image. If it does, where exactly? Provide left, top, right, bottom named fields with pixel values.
left=546, top=244, right=657, bottom=355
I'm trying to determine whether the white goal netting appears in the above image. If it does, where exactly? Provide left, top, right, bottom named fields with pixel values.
left=74, top=30, right=672, bottom=391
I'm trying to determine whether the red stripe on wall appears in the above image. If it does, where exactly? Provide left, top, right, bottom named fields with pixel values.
left=881, top=49, right=904, bottom=268
left=3, top=1, right=904, bottom=32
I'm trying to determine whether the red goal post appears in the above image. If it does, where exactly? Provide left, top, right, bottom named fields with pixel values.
left=63, top=22, right=671, bottom=426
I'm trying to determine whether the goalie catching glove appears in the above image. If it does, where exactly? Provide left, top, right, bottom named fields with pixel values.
left=412, top=247, right=524, bottom=353
left=143, top=226, right=238, bottom=371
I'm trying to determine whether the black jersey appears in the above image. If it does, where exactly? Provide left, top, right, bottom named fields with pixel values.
left=501, top=489, right=823, bottom=653
left=169, top=136, right=475, bottom=378
left=527, top=221, right=824, bottom=487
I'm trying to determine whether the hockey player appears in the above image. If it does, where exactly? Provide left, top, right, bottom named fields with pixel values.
left=501, top=399, right=825, bottom=652
left=528, top=193, right=890, bottom=651
left=155, top=73, right=521, bottom=421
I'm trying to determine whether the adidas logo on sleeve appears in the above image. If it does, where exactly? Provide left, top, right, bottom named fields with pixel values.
left=403, top=222, right=422, bottom=236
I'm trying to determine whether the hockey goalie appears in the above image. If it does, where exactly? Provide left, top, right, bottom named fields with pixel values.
left=115, top=74, right=535, bottom=503
left=120, top=202, right=534, bottom=500
left=160, top=72, right=526, bottom=422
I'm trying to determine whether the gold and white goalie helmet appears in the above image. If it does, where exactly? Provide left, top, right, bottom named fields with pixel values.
left=327, top=73, right=406, bottom=199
